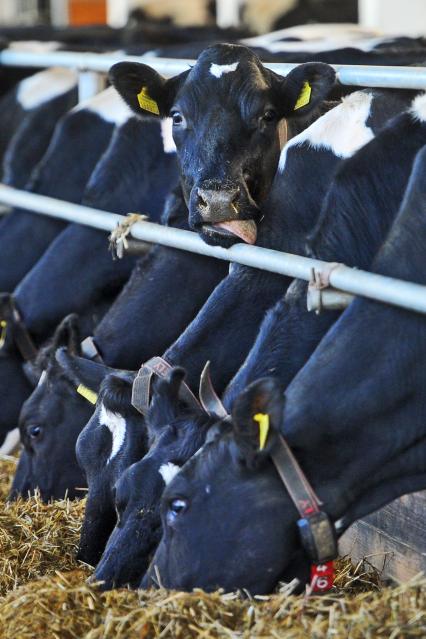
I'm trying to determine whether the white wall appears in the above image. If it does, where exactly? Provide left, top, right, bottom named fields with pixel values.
left=359, top=0, right=426, bottom=35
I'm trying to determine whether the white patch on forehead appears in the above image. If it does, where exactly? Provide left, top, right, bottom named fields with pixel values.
left=17, top=67, right=77, bottom=111
left=161, top=118, right=176, bottom=153
left=99, top=403, right=127, bottom=462
left=74, top=86, right=131, bottom=126
left=159, top=462, right=181, bottom=485
left=411, top=92, right=426, bottom=123
left=37, top=370, right=47, bottom=387
left=210, top=62, right=239, bottom=79
left=279, top=91, right=374, bottom=172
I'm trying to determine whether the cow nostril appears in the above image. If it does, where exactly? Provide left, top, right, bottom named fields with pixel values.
left=197, top=189, right=208, bottom=208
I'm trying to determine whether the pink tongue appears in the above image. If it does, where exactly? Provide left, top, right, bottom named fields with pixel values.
left=215, top=219, right=257, bottom=244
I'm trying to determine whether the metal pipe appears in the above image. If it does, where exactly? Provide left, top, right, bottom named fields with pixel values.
left=307, top=287, right=355, bottom=313
left=78, top=70, right=106, bottom=102
left=1, top=183, right=426, bottom=315
left=1, top=49, right=426, bottom=89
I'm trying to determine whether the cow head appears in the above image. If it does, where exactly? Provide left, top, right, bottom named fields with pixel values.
left=10, top=317, right=111, bottom=501
left=93, top=367, right=212, bottom=589
left=142, top=377, right=311, bottom=594
left=76, top=371, right=148, bottom=567
left=110, top=44, right=335, bottom=247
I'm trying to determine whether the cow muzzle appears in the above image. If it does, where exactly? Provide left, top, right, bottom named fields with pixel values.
left=190, top=182, right=259, bottom=246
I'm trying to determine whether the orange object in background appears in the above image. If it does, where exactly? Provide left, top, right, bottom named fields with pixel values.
left=69, top=0, right=107, bottom=25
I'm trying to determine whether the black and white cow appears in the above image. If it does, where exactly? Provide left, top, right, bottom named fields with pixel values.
left=143, top=143, right=426, bottom=594
left=109, top=43, right=336, bottom=247
left=0, top=67, right=78, bottom=187
left=88, top=88, right=415, bottom=588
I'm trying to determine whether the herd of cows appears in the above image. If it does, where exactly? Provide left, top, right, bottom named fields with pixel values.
left=0, top=19, right=426, bottom=596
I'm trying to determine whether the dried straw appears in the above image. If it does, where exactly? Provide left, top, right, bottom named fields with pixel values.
left=0, top=458, right=425, bottom=639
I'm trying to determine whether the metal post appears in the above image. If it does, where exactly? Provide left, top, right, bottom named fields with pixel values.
left=78, top=70, right=106, bottom=102
left=0, top=184, right=426, bottom=316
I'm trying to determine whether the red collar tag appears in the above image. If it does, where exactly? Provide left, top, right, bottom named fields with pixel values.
left=310, top=561, right=334, bottom=593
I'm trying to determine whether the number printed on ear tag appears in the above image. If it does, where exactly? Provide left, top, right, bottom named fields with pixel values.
left=294, top=81, right=312, bottom=110
left=137, top=86, right=160, bottom=115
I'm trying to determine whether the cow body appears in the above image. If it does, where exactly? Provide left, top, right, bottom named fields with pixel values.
left=143, top=144, right=426, bottom=593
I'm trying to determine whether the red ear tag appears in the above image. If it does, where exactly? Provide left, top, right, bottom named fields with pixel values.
left=310, top=561, right=334, bottom=593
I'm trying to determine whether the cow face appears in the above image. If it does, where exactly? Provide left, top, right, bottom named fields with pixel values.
left=110, top=44, right=335, bottom=247
left=10, top=317, right=114, bottom=502
left=76, top=372, right=148, bottom=567
left=94, top=368, right=212, bottom=589
left=142, top=378, right=310, bottom=594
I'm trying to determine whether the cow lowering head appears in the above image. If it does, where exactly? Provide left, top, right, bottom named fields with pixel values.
left=110, top=44, right=335, bottom=247
left=76, top=371, right=148, bottom=567
left=93, top=367, right=213, bottom=589
left=10, top=315, right=93, bottom=501
left=141, top=377, right=309, bottom=593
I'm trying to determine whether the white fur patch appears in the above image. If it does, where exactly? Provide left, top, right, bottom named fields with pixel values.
left=99, top=403, right=127, bottom=462
left=9, top=40, right=62, bottom=53
left=161, top=118, right=177, bottom=153
left=17, top=67, right=78, bottom=111
left=411, top=92, right=426, bottom=123
left=210, top=62, right=239, bottom=79
left=279, top=91, right=374, bottom=172
left=37, top=370, right=47, bottom=387
left=75, top=86, right=132, bottom=126
left=0, top=427, right=20, bottom=455
left=159, top=462, right=181, bottom=485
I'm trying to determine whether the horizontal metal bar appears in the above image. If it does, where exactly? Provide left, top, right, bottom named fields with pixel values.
left=1, top=49, right=426, bottom=89
left=0, top=183, right=426, bottom=315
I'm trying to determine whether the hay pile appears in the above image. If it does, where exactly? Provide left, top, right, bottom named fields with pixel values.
left=0, top=457, right=425, bottom=638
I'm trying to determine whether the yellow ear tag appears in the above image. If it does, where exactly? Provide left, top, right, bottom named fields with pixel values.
left=254, top=413, right=270, bottom=450
left=137, top=86, right=160, bottom=115
left=0, top=320, right=7, bottom=350
left=76, top=384, right=98, bottom=405
left=294, top=81, right=312, bottom=111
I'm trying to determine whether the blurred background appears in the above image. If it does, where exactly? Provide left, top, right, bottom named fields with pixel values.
left=0, top=1, right=425, bottom=36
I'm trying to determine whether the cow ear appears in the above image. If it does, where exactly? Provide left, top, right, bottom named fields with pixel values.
left=231, top=378, right=284, bottom=466
left=109, top=62, right=187, bottom=119
left=55, top=347, right=115, bottom=404
left=51, top=313, right=81, bottom=356
left=147, top=367, right=186, bottom=432
left=273, top=62, right=336, bottom=119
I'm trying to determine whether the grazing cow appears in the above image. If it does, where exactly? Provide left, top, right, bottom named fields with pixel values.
left=143, top=144, right=426, bottom=593
left=75, top=367, right=148, bottom=567
left=93, top=89, right=420, bottom=589
left=0, top=87, right=123, bottom=292
left=109, top=43, right=336, bottom=247
left=94, top=368, right=213, bottom=587
left=224, top=90, right=426, bottom=405
left=1, top=67, right=78, bottom=187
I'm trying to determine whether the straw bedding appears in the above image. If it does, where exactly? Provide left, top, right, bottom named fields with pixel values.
left=0, top=456, right=425, bottom=638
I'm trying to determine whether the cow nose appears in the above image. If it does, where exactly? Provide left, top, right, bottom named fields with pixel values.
left=196, top=187, right=240, bottom=220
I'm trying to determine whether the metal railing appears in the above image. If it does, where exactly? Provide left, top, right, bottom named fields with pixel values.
left=0, top=184, right=425, bottom=316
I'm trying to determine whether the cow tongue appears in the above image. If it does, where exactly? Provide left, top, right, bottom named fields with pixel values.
left=214, top=219, right=257, bottom=244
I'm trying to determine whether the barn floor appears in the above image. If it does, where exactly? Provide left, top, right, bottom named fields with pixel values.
left=0, top=456, right=425, bottom=638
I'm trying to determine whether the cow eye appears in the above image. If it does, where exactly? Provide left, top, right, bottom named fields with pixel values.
left=262, top=109, right=277, bottom=123
left=166, top=498, right=188, bottom=526
left=171, top=111, right=185, bottom=127
left=28, top=425, right=43, bottom=440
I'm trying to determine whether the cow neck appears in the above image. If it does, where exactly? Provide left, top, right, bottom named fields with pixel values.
left=0, top=295, right=37, bottom=361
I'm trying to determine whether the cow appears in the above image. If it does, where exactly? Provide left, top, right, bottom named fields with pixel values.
left=0, top=87, right=124, bottom=292
left=89, top=88, right=414, bottom=589
left=223, top=90, right=426, bottom=405
left=109, top=43, right=336, bottom=247
left=0, top=67, right=78, bottom=188
left=142, top=143, right=426, bottom=594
